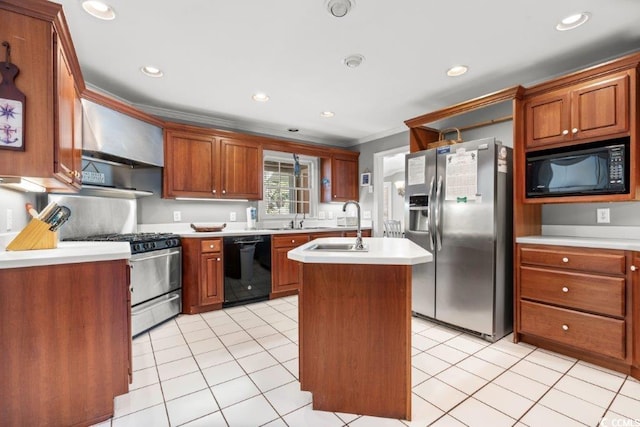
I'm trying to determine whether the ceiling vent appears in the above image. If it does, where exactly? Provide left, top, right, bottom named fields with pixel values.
left=326, top=0, right=354, bottom=18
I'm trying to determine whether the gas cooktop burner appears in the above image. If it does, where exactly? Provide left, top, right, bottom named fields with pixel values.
left=68, top=232, right=181, bottom=254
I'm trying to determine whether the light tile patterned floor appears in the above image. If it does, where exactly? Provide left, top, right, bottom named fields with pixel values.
left=92, top=296, right=640, bottom=427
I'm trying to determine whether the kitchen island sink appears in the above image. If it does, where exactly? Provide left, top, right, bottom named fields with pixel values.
left=305, top=242, right=369, bottom=252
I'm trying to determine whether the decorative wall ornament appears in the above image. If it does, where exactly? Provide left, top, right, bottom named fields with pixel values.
left=0, top=42, right=25, bottom=151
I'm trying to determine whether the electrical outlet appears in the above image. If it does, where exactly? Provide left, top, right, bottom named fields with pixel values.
left=230, top=211, right=237, bottom=221
left=6, top=208, right=12, bottom=231
left=328, top=211, right=334, bottom=220
left=173, top=211, right=181, bottom=222
left=318, top=211, right=326, bottom=220
left=596, top=208, right=610, bottom=224
left=363, top=210, right=371, bottom=220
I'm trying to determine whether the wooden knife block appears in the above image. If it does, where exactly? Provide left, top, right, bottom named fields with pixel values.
left=6, top=218, right=58, bottom=251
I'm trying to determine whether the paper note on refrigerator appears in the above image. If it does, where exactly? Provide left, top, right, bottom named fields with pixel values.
left=445, top=150, right=478, bottom=201
left=407, top=155, right=426, bottom=186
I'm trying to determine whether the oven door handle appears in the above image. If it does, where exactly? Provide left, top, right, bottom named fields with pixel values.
left=129, top=250, right=181, bottom=263
left=131, top=293, right=181, bottom=316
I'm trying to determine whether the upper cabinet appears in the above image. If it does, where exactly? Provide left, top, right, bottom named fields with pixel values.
left=321, top=152, right=359, bottom=202
left=163, top=124, right=262, bottom=200
left=0, top=2, right=83, bottom=191
left=524, top=70, right=631, bottom=150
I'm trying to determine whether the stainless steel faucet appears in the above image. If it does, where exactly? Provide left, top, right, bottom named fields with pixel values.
left=342, top=200, right=364, bottom=250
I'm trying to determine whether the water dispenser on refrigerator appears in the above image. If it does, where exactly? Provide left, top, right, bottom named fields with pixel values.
left=408, top=195, right=429, bottom=232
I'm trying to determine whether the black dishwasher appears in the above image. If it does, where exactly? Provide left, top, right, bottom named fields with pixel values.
left=223, top=235, right=272, bottom=307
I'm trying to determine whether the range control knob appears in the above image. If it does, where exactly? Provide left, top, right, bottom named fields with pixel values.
left=132, top=243, right=143, bottom=253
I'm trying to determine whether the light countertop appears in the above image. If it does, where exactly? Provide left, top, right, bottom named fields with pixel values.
left=137, top=222, right=371, bottom=238
left=516, top=235, right=640, bottom=251
left=0, top=241, right=131, bottom=269
left=288, top=237, right=432, bottom=265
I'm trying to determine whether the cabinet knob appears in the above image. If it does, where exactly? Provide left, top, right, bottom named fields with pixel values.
left=631, top=265, right=637, bottom=272
left=291, top=239, right=295, bottom=243
left=212, top=190, right=216, bottom=194
left=562, top=286, right=569, bottom=293
left=210, top=244, right=214, bottom=248
left=222, top=190, right=226, bottom=194
left=572, top=128, right=578, bottom=134
left=562, top=324, right=569, bottom=331
left=562, top=257, right=569, bottom=263
left=217, top=257, right=221, bottom=261
left=562, top=129, right=569, bottom=135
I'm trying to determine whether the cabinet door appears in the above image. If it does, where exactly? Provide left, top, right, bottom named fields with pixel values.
left=164, top=131, right=218, bottom=198
left=272, top=245, right=302, bottom=293
left=571, top=73, right=629, bottom=141
left=525, top=91, right=571, bottom=148
left=200, top=253, right=223, bottom=305
left=54, top=40, right=82, bottom=189
left=332, top=154, right=358, bottom=201
left=220, top=138, right=262, bottom=199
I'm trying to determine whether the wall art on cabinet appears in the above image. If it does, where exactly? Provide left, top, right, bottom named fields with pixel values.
left=0, top=42, right=25, bottom=151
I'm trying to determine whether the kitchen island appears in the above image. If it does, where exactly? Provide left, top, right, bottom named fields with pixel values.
left=288, top=237, right=431, bottom=420
left=0, top=240, right=132, bottom=426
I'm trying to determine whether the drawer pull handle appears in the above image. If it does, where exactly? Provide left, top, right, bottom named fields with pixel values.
left=631, top=265, right=637, bottom=272
left=562, top=287, right=569, bottom=293
left=562, top=324, right=569, bottom=331
left=562, top=257, right=569, bottom=263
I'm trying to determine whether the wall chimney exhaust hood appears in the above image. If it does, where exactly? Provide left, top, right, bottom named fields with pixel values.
left=82, top=99, right=164, bottom=167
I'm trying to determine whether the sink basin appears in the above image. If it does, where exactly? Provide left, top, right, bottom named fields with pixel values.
left=302, top=226, right=332, bottom=230
left=306, top=243, right=369, bottom=252
left=264, top=227, right=294, bottom=230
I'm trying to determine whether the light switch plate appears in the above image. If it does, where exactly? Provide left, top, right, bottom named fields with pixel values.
left=6, top=208, right=12, bottom=231
left=318, top=211, right=326, bottom=219
left=173, top=211, right=181, bottom=222
left=230, top=211, right=237, bottom=221
left=363, top=210, right=371, bottom=219
left=596, top=208, right=610, bottom=224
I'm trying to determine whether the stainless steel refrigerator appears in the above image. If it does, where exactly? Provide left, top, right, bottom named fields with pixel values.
left=405, top=137, right=513, bottom=342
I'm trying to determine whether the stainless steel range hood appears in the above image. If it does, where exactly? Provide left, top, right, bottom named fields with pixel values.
left=82, top=99, right=164, bottom=167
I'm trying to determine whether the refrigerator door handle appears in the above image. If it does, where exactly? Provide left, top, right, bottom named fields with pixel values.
left=427, top=175, right=436, bottom=250
left=435, top=175, right=443, bottom=251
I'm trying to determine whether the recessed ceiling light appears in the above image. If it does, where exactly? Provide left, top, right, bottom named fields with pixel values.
left=556, top=12, right=590, bottom=31
left=252, top=93, right=270, bottom=102
left=140, top=66, right=163, bottom=78
left=326, top=0, right=354, bottom=18
left=81, top=1, right=116, bottom=20
left=320, top=111, right=335, bottom=118
left=343, top=54, right=365, bottom=68
left=446, top=65, right=468, bottom=77
left=288, top=128, right=299, bottom=133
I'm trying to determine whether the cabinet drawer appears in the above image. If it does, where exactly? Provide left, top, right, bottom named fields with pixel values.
left=273, top=235, right=310, bottom=248
left=520, top=266, right=625, bottom=317
left=520, top=301, right=625, bottom=360
left=200, top=239, right=222, bottom=253
left=520, top=246, right=625, bottom=275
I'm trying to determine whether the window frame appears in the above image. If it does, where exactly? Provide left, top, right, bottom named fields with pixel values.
left=259, top=150, right=318, bottom=220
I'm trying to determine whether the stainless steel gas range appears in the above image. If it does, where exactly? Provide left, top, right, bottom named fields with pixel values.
left=73, top=232, right=182, bottom=337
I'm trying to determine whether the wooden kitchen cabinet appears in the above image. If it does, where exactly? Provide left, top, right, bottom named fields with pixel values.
left=182, top=237, right=224, bottom=313
left=0, top=260, right=130, bottom=426
left=0, top=2, right=83, bottom=191
left=524, top=71, right=630, bottom=150
left=515, top=244, right=636, bottom=374
left=321, top=152, right=360, bottom=202
left=271, top=234, right=311, bottom=297
left=163, top=124, right=262, bottom=200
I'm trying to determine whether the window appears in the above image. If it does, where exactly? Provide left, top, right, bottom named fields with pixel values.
left=261, top=151, right=317, bottom=218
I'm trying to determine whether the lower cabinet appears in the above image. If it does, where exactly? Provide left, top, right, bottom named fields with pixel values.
left=272, top=234, right=311, bottom=297
left=516, top=243, right=637, bottom=377
left=182, top=237, right=224, bottom=314
left=0, top=260, right=131, bottom=426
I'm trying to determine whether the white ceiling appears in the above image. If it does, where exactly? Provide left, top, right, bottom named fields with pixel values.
left=55, top=0, right=640, bottom=148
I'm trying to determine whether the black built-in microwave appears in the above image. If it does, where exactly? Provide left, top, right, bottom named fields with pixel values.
left=526, top=139, right=629, bottom=198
